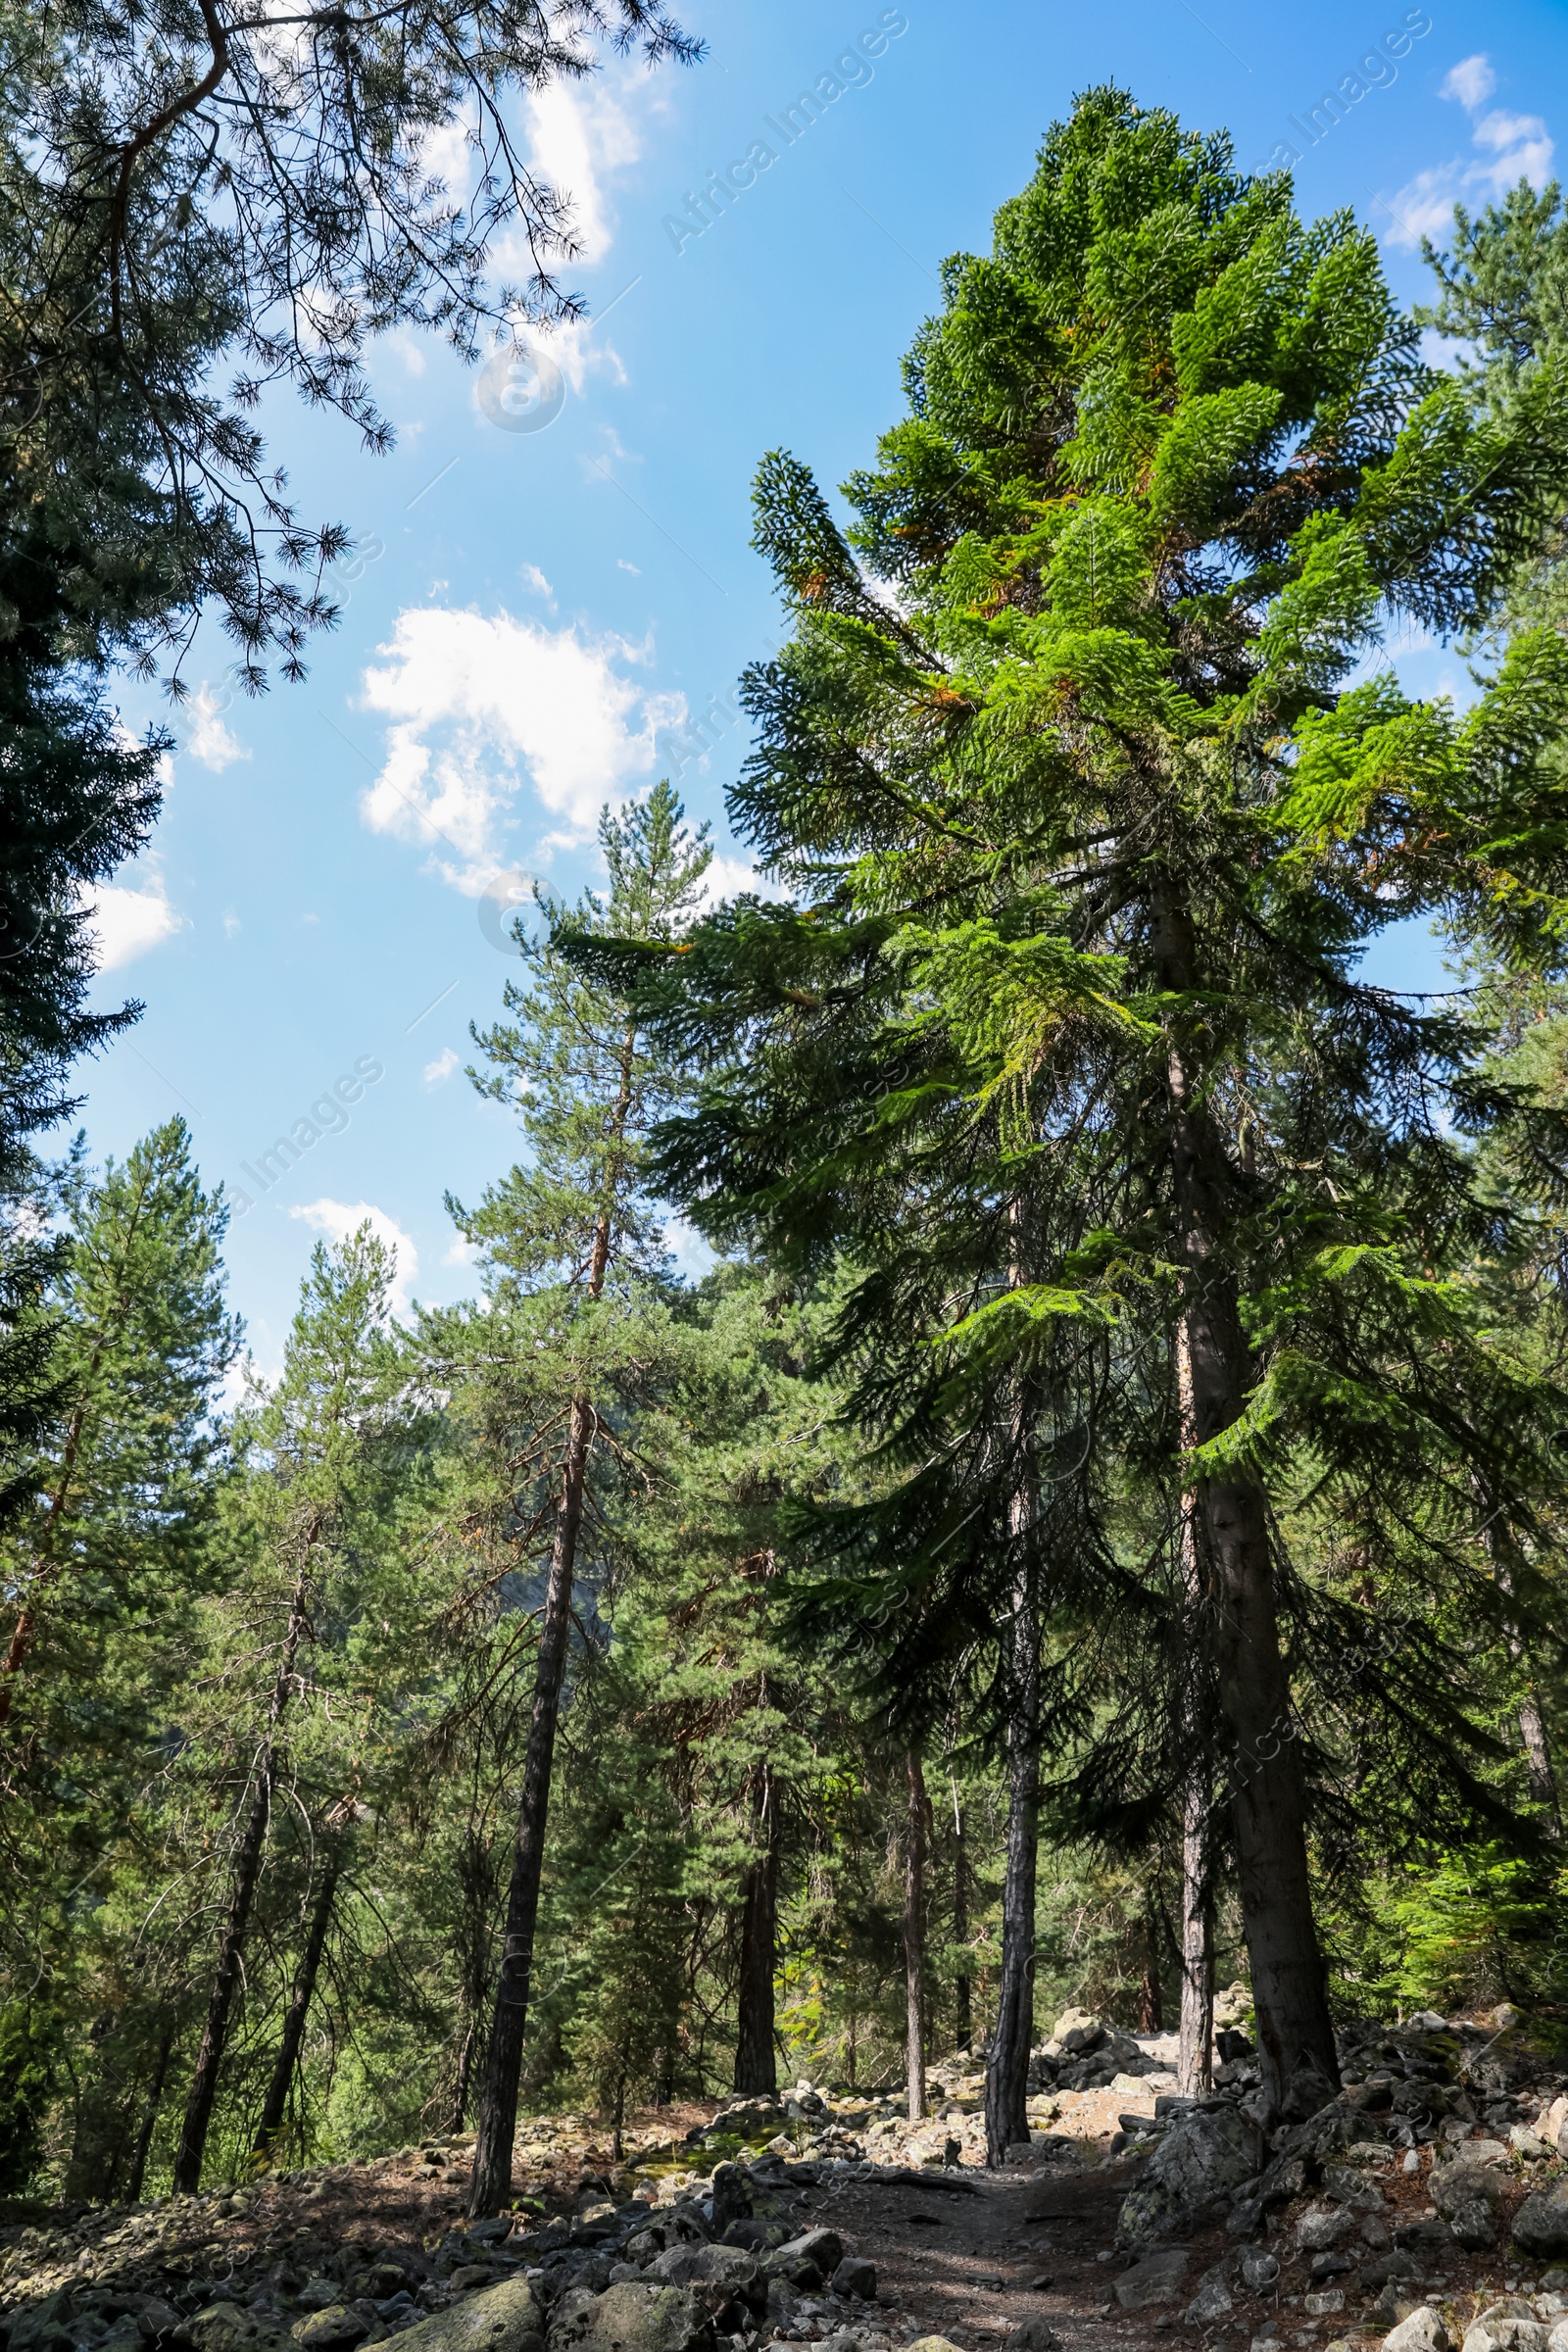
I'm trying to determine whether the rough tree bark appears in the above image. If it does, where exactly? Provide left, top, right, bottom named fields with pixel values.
left=254, top=1845, right=342, bottom=2158
left=1152, top=878, right=1339, bottom=2114
left=734, top=1758, right=780, bottom=2096
left=1173, top=1337, right=1214, bottom=2098
left=951, top=1773, right=972, bottom=2053
left=985, top=1478, right=1041, bottom=2165
left=124, top=2025, right=174, bottom=2205
left=172, top=1560, right=312, bottom=2194
left=468, top=1036, right=633, bottom=2217
left=904, top=1749, right=927, bottom=2125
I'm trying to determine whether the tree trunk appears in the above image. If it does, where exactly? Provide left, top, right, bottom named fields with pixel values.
left=985, top=1493, right=1040, bottom=2166
left=904, top=1749, right=927, bottom=2125
left=467, top=1032, right=634, bottom=2219
left=172, top=1565, right=310, bottom=2194
left=466, top=1391, right=592, bottom=2215
left=734, top=1762, right=779, bottom=2095
left=1521, top=1692, right=1560, bottom=1828
left=951, top=1774, right=972, bottom=2053
left=1152, top=880, right=1338, bottom=2115
left=1138, top=1888, right=1165, bottom=2034
left=125, top=2025, right=175, bottom=2204
left=254, top=1848, right=341, bottom=2158
left=1176, top=1788, right=1213, bottom=2097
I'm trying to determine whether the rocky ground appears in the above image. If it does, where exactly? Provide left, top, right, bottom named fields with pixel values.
left=7, top=2000, right=1568, bottom=2352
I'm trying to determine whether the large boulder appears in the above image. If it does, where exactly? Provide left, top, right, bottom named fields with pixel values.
left=547, top=2285, right=712, bottom=2352
left=392, top=2278, right=546, bottom=2352
left=289, top=2314, right=368, bottom=2352
left=1383, top=2314, right=1451, bottom=2352
left=1515, top=2184, right=1568, bottom=2258
left=1460, top=2316, right=1547, bottom=2352
left=1110, top=2251, right=1188, bottom=2311
left=1117, top=2103, right=1264, bottom=2243
left=646, top=2248, right=766, bottom=2316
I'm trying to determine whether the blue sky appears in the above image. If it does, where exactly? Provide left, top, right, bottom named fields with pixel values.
left=78, top=0, right=1568, bottom=1374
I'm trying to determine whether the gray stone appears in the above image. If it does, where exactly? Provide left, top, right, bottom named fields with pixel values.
left=1180, top=2269, right=1234, bottom=2327
left=546, top=2285, right=711, bottom=2352
left=189, top=2316, right=290, bottom=2352
left=1460, top=2321, right=1547, bottom=2352
left=1295, top=2207, right=1356, bottom=2254
left=387, top=2278, right=545, bottom=2352
left=646, top=2249, right=764, bottom=2315
left=291, top=2314, right=369, bottom=2352
left=1384, top=2313, right=1451, bottom=2352
left=1110, top=2250, right=1189, bottom=2311
left=300, top=2289, right=343, bottom=2317
left=830, top=2262, right=876, bottom=2302
left=1450, top=2197, right=1500, bottom=2250
left=1517, top=2188, right=1568, bottom=2258
left=1117, top=2104, right=1264, bottom=2243
left=1432, top=2163, right=1503, bottom=2219
left=765, top=2230, right=842, bottom=2281
left=1238, top=2250, right=1279, bottom=2293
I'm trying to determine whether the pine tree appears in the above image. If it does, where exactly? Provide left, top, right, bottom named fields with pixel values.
left=442, top=782, right=711, bottom=2215
left=598, top=89, right=1568, bottom=2124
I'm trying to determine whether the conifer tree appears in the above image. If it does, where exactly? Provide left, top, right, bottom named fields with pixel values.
left=596, top=91, right=1568, bottom=2125
left=447, top=782, right=710, bottom=2215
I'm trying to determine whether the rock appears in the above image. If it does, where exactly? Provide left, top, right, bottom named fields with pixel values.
left=1431, top=2163, right=1503, bottom=2220
left=189, top=2316, right=288, bottom=2352
left=706, top=2169, right=750, bottom=2236
left=1548, top=2328, right=1568, bottom=2352
left=1517, top=2188, right=1568, bottom=2258
left=1110, top=2251, right=1189, bottom=2311
left=1305, top=2290, right=1346, bottom=2317
left=1239, top=2251, right=1279, bottom=2292
left=1282, top=2056, right=1340, bottom=2123
left=547, top=2285, right=711, bottom=2352
left=1117, top=2104, right=1264, bottom=2243
left=647, top=2250, right=765, bottom=2318
left=1001, top=2326, right=1059, bottom=2352
left=299, top=2287, right=343, bottom=2316
left=1451, top=2197, right=1500, bottom=2250
left=1383, top=2313, right=1451, bottom=2352
left=1296, top=2208, right=1357, bottom=2254
left=1460, top=2320, right=1547, bottom=2352
left=390, top=2277, right=545, bottom=2352
left=290, top=2314, right=369, bottom=2352
left=905, top=2340, right=965, bottom=2352
left=1181, top=2269, right=1234, bottom=2326
left=1052, top=2010, right=1104, bottom=2053
left=771, top=2229, right=843, bottom=2274
left=451, top=2273, right=500, bottom=2296
left=831, top=2261, right=876, bottom=2301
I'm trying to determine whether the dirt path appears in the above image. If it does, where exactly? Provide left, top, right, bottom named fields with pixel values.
left=792, top=2160, right=1237, bottom=2352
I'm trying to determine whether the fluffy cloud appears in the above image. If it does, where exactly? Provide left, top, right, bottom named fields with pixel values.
left=290, top=1198, right=418, bottom=1317
left=182, top=684, right=249, bottom=772
left=1383, top=56, right=1553, bottom=248
left=423, top=1046, right=462, bottom=1085
left=520, top=77, right=642, bottom=268
left=359, top=607, right=684, bottom=888
left=88, top=878, right=182, bottom=969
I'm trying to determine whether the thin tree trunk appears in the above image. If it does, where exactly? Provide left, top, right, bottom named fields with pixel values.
left=450, top=2016, right=477, bottom=2137
left=951, top=1773, right=972, bottom=2053
left=985, top=1479, right=1040, bottom=2165
left=1176, top=1789, right=1214, bottom=2097
left=734, top=1761, right=779, bottom=2095
left=254, top=1848, right=341, bottom=2158
left=1521, top=1692, right=1560, bottom=1827
left=125, top=2024, right=175, bottom=2204
left=466, top=1390, right=592, bottom=2214
left=904, top=1749, right=927, bottom=2125
left=467, top=1026, right=636, bottom=2219
left=1153, top=879, right=1338, bottom=2114
left=1138, top=1890, right=1165, bottom=2034
left=1173, top=1331, right=1213, bottom=2097
left=172, top=1564, right=310, bottom=2194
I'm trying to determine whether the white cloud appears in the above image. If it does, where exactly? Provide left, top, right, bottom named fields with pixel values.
left=664, top=1213, right=715, bottom=1284
left=423, top=1046, right=462, bottom=1085
left=696, top=853, right=789, bottom=909
left=222, top=909, right=241, bottom=937
left=89, top=878, right=181, bottom=969
left=442, top=1235, right=481, bottom=1270
left=290, top=1198, right=418, bottom=1317
left=359, top=607, right=681, bottom=885
left=520, top=564, right=554, bottom=600
left=1441, top=55, right=1495, bottom=109
left=520, top=78, right=642, bottom=267
left=183, top=684, right=249, bottom=772
left=1382, top=59, right=1553, bottom=248
left=617, top=559, right=641, bottom=575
